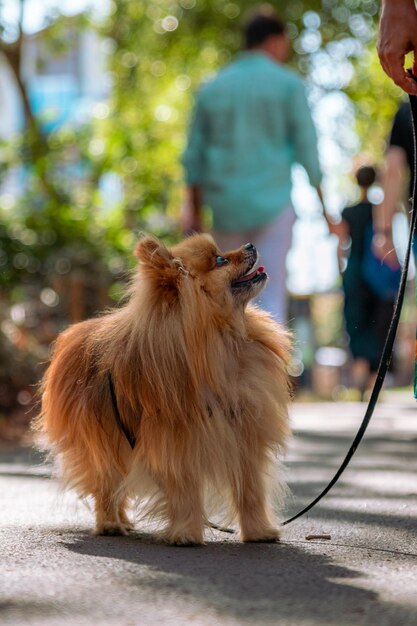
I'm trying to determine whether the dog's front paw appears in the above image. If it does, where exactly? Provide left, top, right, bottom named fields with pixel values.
left=163, top=530, right=204, bottom=547
left=241, top=527, right=281, bottom=543
left=95, top=522, right=131, bottom=537
left=169, top=536, right=204, bottom=547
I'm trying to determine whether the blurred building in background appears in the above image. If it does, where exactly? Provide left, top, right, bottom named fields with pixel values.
left=0, top=19, right=106, bottom=139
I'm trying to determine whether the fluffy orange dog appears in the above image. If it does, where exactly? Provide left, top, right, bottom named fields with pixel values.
left=35, top=234, right=291, bottom=545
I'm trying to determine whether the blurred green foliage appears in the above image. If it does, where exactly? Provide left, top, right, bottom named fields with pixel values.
left=0, top=0, right=401, bottom=295
left=346, top=48, right=409, bottom=158
left=0, top=0, right=409, bottom=415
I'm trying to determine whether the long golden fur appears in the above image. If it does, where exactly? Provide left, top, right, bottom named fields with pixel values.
left=34, top=234, right=291, bottom=545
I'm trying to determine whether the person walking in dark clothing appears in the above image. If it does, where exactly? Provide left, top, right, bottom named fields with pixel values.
left=338, top=166, right=396, bottom=398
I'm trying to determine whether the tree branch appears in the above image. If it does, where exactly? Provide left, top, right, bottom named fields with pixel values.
left=0, top=2, right=67, bottom=205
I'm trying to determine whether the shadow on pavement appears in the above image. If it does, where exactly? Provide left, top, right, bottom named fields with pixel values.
left=0, top=447, right=50, bottom=479
left=61, top=532, right=415, bottom=625
left=3, top=426, right=417, bottom=624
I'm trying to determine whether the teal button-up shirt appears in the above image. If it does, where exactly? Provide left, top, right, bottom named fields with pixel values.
left=182, top=52, right=322, bottom=232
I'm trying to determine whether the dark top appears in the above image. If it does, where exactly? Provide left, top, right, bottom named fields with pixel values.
left=342, top=201, right=373, bottom=264
left=389, top=102, right=414, bottom=197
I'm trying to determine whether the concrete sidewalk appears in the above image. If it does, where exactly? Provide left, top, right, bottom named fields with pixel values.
left=1, top=397, right=416, bottom=625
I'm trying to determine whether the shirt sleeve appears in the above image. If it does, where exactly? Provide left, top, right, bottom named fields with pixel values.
left=341, top=207, right=351, bottom=229
left=389, top=102, right=414, bottom=170
left=182, top=90, right=207, bottom=186
left=288, top=79, right=322, bottom=188
left=389, top=104, right=410, bottom=150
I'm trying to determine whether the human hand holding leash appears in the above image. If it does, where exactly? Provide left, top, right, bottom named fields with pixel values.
left=378, top=0, right=417, bottom=95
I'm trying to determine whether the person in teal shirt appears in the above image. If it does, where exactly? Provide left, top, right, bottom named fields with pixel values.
left=182, top=6, right=327, bottom=322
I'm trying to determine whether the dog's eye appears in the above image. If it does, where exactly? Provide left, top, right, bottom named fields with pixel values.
left=215, top=256, right=229, bottom=267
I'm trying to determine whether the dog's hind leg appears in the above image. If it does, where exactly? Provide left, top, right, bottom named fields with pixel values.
left=93, top=485, right=132, bottom=536
left=159, top=477, right=205, bottom=546
left=233, top=455, right=280, bottom=543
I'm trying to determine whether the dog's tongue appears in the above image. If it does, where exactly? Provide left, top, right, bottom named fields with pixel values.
left=234, top=265, right=265, bottom=283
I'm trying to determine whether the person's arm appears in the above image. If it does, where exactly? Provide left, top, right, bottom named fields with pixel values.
left=372, top=146, right=407, bottom=267
left=336, top=218, right=351, bottom=273
left=182, top=185, right=203, bottom=234
left=181, top=91, right=206, bottom=233
left=289, top=80, right=335, bottom=231
left=374, top=146, right=408, bottom=233
left=378, top=0, right=417, bottom=94
left=315, top=184, right=339, bottom=234
left=289, top=80, right=322, bottom=188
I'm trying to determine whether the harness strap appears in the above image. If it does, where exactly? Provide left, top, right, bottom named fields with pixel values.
left=107, top=371, right=137, bottom=450
left=107, top=371, right=234, bottom=534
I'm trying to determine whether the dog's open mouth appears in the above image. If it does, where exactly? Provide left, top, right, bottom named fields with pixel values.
left=231, top=263, right=267, bottom=288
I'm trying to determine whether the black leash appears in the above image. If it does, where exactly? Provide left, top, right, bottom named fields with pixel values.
left=283, top=90, right=417, bottom=525
left=108, top=92, right=417, bottom=530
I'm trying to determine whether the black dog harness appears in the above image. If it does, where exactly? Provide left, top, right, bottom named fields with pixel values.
left=107, top=371, right=137, bottom=450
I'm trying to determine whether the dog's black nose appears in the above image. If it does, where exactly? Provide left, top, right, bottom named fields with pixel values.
left=244, top=243, right=255, bottom=251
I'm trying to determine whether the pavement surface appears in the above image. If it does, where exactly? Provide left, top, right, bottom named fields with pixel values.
left=1, top=395, right=417, bottom=626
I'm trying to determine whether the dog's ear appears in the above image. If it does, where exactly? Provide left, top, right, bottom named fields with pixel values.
left=134, top=235, right=185, bottom=289
left=135, top=235, right=173, bottom=269
left=200, top=233, right=216, bottom=246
